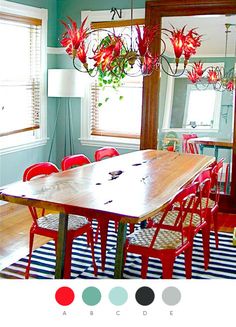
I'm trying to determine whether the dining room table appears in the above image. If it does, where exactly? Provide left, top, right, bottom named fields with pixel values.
left=187, top=137, right=233, bottom=160
left=0, top=149, right=215, bottom=279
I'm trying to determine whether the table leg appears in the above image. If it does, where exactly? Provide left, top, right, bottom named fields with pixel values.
left=55, top=213, right=68, bottom=279
left=199, top=144, right=204, bottom=155
left=214, top=146, right=219, bottom=161
left=114, top=222, right=127, bottom=279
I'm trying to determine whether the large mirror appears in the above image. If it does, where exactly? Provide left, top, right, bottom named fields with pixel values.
left=142, top=0, right=236, bottom=211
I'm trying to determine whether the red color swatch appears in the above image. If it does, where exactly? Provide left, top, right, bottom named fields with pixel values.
left=55, top=286, right=75, bottom=306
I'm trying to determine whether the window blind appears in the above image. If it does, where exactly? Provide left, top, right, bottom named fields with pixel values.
left=90, top=19, right=144, bottom=139
left=0, top=13, right=41, bottom=137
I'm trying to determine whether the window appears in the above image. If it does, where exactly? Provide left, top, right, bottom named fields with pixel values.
left=0, top=1, right=47, bottom=153
left=162, top=63, right=223, bottom=132
left=80, top=9, right=144, bottom=148
left=184, top=86, right=221, bottom=129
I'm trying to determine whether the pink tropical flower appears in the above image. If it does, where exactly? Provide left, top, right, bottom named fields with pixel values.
left=167, top=26, right=186, bottom=59
left=207, top=69, right=219, bottom=83
left=184, top=29, right=202, bottom=60
left=191, top=61, right=204, bottom=77
left=187, top=70, right=200, bottom=83
left=226, top=80, right=235, bottom=91
left=60, top=17, right=89, bottom=62
left=91, top=35, right=123, bottom=71
left=136, top=25, right=158, bottom=56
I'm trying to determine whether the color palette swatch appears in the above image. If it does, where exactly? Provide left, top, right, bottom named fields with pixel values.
left=55, top=285, right=181, bottom=307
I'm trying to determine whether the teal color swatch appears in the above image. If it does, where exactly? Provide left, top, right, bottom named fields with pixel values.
left=109, top=287, right=128, bottom=306
left=82, top=286, right=101, bottom=306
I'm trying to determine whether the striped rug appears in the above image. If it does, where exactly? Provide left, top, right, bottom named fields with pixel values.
left=0, top=222, right=235, bottom=279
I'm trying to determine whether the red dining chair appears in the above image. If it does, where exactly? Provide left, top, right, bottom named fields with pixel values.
left=94, top=146, right=120, bottom=161
left=124, top=182, right=198, bottom=279
left=94, top=146, right=121, bottom=233
left=23, top=162, right=97, bottom=279
left=61, top=153, right=93, bottom=244
left=182, top=133, right=199, bottom=154
left=186, top=167, right=212, bottom=269
left=61, top=153, right=112, bottom=271
left=188, top=141, right=199, bottom=154
left=61, top=154, right=91, bottom=170
left=148, top=167, right=212, bottom=270
left=94, top=146, right=135, bottom=270
left=207, top=159, right=225, bottom=248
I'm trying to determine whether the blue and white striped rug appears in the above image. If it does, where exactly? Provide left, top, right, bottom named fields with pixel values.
left=0, top=222, right=235, bottom=279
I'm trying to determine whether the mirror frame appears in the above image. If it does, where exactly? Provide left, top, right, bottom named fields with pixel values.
left=141, top=0, right=236, bottom=212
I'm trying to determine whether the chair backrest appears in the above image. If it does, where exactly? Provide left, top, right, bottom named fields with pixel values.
left=23, top=162, right=59, bottom=181
left=94, top=147, right=119, bottom=161
left=211, top=158, right=224, bottom=201
left=148, top=182, right=198, bottom=249
left=192, top=167, right=212, bottom=218
left=182, top=133, right=198, bottom=154
left=61, top=154, right=91, bottom=171
left=188, top=142, right=199, bottom=154
left=23, top=162, right=59, bottom=224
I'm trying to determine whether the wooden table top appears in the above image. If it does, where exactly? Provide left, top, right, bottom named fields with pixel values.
left=188, top=137, right=233, bottom=148
left=0, top=150, right=214, bottom=223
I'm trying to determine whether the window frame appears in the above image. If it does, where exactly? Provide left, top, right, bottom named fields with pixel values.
left=80, top=9, right=144, bottom=150
left=162, top=63, right=224, bottom=133
left=0, top=1, right=47, bottom=155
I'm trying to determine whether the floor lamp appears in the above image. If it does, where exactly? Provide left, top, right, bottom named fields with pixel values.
left=47, top=69, right=85, bottom=161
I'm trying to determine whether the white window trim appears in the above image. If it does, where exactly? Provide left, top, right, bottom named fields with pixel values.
left=162, top=62, right=224, bottom=133
left=0, top=1, right=48, bottom=154
left=80, top=9, right=144, bottom=149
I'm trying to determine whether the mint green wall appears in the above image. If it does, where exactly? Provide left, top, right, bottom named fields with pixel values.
left=0, top=0, right=146, bottom=186
left=2, top=1, right=233, bottom=186
left=0, top=0, right=58, bottom=186
left=55, top=0, right=146, bottom=163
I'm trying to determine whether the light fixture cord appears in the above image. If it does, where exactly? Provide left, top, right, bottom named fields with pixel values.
left=224, top=23, right=231, bottom=57
left=130, top=0, right=134, bottom=51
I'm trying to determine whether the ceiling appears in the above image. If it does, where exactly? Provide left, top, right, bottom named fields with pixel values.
left=162, top=14, right=236, bottom=57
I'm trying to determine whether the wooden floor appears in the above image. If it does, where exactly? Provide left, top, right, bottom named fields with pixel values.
left=0, top=202, right=235, bottom=272
left=0, top=203, right=51, bottom=271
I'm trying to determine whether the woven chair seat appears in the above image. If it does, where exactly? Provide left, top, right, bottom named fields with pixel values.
left=128, top=228, right=187, bottom=250
left=37, top=213, right=89, bottom=231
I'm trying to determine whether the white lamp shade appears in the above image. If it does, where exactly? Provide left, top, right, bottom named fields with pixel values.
left=48, top=69, right=86, bottom=97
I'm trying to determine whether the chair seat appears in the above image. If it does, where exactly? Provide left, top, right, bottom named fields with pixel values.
left=37, top=213, right=89, bottom=231
left=128, top=228, right=187, bottom=250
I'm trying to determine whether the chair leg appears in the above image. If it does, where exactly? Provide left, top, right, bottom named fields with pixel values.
left=88, top=228, right=98, bottom=276
left=202, top=226, right=210, bottom=270
left=99, top=220, right=109, bottom=271
left=212, top=210, right=219, bottom=249
left=129, top=224, right=135, bottom=234
left=86, top=218, right=93, bottom=246
left=161, top=254, right=175, bottom=279
left=94, top=223, right=100, bottom=243
left=25, top=230, right=35, bottom=279
left=141, top=255, right=149, bottom=278
left=184, top=245, right=193, bottom=279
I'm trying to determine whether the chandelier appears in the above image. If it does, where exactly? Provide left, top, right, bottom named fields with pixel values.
left=187, top=23, right=236, bottom=91
left=60, top=1, right=202, bottom=88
